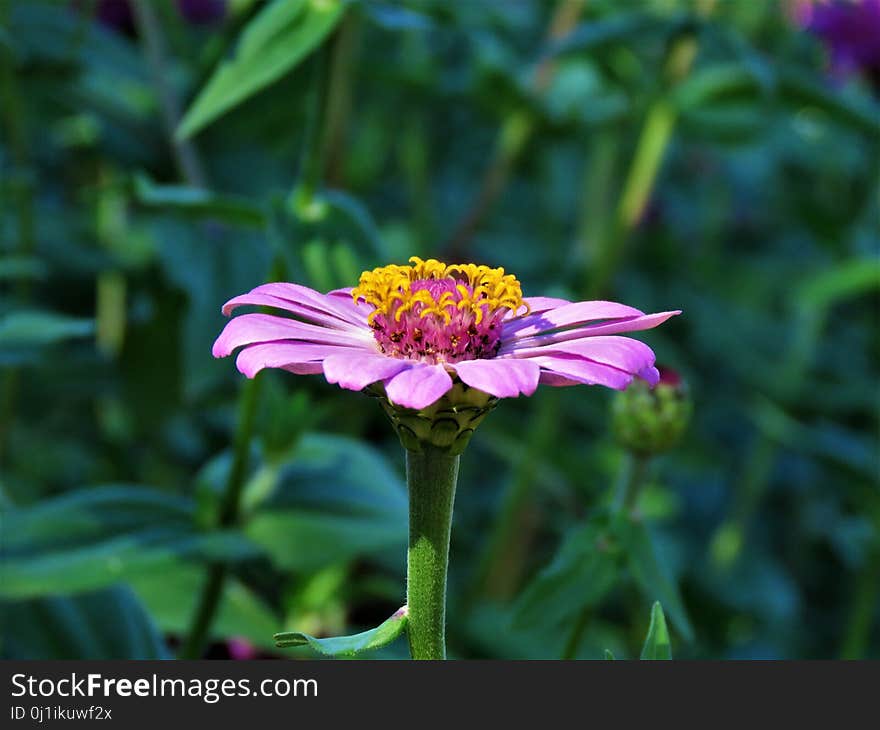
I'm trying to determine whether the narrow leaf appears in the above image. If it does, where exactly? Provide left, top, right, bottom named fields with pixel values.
left=624, top=519, right=694, bottom=642
left=177, top=0, right=345, bottom=139
left=133, top=174, right=266, bottom=227
left=274, top=606, right=408, bottom=656
left=640, top=602, right=672, bottom=660
left=0, top=311, right=93, bottom=348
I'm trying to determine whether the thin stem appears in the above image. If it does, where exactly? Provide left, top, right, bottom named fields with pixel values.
left=406, top=448, right=460, bottom=660
left=839, top=547, right=880, bottom=659
left=322, top=12, right=360, bottom=187
left=131, top=0, right=207, bottom=187
left=469, top=390, right=560, bottom=603
left=179, top=374, right=262, bottom=659
left=613, top=452, right=650, bottom=515
left=585, top=3, right=716, bottom=297
left=0, top=2, right=34, bottom=463
left=293, top=47, right=331, bottom=215
left=443, top=0, right=584, bottom=257
left=561, top=606, right=591, bottom=660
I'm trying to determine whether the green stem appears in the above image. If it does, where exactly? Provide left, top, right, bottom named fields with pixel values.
left=406, top=448, right=460, bottom=660
left=179, top=374, right=262, bottom=659
left=131, top=0, right=207, bottom=187
left=561, top=606, right=591, bottom=660
left=469, top=391, right=560, bottom=602
left=293, top=46, right=331, bottom=216
left=614, top=452, right=650, bottom=515
left=443, top=0, right=584, bottom=258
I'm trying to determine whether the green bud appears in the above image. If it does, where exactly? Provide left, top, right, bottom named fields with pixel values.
left=612, top=367, right=692, bottom=455
left=366, top=381, right=497, bottom=454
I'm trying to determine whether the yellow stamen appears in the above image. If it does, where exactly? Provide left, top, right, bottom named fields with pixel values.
left=352, top=257, right=528, bottom=325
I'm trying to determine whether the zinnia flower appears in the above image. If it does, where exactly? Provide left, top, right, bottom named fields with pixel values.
left=213, top=258, right=679, bottom=411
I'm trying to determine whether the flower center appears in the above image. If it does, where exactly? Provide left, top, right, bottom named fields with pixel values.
left=352, top=257, right=527, bottom=364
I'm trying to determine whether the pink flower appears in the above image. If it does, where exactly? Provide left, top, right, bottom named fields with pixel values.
left=213, top=258, right=680, bottom=410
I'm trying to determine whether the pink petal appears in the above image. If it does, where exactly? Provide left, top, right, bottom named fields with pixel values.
left=452, top=358, right=540, bottom=399
left=506, top=335, right=655, bottom=375
left=501, top=311, right=680, bottom=352
left=235, top=342, right=361, bottom=378
left=638, top=365, right=661, bottom=386
left=529, top=354, right=635, bottom=390
left=384, top=363, right=453, bottom=410
left=213, top=313, right=373, bottom=358
left=323, top=352, right=413, bottom=392
left=222, top=283, right=369, bottom=329
left=502, top=300, right=645, bottom=339
left=504, top=296, right=571, bottom=320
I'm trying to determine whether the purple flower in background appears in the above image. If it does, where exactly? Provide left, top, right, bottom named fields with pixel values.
left=94, top=0, right=136, bottom=36
left=794, top=0, right=880, bottom=87
left=176, top=0, right=226, bottom=25
left=86, top=0, right=226, bottom=35
left=213, top=258, right=679, bottom=411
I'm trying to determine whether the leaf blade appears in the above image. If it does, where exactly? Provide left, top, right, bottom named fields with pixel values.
left=177, top=0, right=345, bottom=139
left=274, top=606, right=408, bottom=656
left=640, top=601, right=672, bottom=660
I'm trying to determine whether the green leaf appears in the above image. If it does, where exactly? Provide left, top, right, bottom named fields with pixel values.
left=673, top=63, right=764, bottom=111
left=547, top=12, right=669, bottom=59
left=245, top=433, right=407, bottom=572
left=0, top=310, right=93, bottom=348
left=624, top=520, right=694, bottom=642
left=640, top=602, right=672, bottom=660
left=777, top=66, right=880, bottom=139
left=275, top=606, right=407, bottom=656
left=0, top=586, right=169, bottom=659
left=0, top=486, right=259, bottom=599
left=796, top=258, right=880, bottom=312
left=133, top=174, right=267, bottom=227
left=513, top=523, right=620, bottom=629
left=604, top=649, right=616, bottom=660
left=177, top=0, right=346, bottom=139
left=0, top=256, right=47, bottom=281
left=129, top=565, right=279, bottom=651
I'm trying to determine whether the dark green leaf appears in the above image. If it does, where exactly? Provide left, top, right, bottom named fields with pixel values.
left=275, top=606, right=407, bottom=656
left=777, top=66, right=880, bottom=139
left=513, top=523, right=619, bottom=629
left=177, top=0, right=346, bottom=139
left=0, top=310, right=93, bottom=348
left=0, top=486, right=259, bottom=599
left=133, top=174, right=267, bottom=227
left=624, top=520, right=694, bottom=642
left=129, top=565, right=278, bottom=650
left=245, top=433, right=407, bottom=572
left=640, top=601, right=672, bottom=660
left=0, top=586, right=169, bottom=659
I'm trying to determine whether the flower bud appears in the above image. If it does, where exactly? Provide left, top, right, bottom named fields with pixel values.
left=612, top=366, right=692, bottom=455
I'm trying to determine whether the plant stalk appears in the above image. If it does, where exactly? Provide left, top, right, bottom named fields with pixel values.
left=406, top=448, right=460, bottom=660
left=178, top=373, right=262, bottom=659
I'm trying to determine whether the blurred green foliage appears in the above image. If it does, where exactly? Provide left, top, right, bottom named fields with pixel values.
left=1, top=0, right=878, bottom=660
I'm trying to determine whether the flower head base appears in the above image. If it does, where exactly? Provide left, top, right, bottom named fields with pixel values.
left=368, top=382, right=497, bottom=453
left=352, top=257, right=527, bottom=364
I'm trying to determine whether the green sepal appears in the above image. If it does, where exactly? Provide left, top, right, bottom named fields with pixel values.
left=640, top=602, right=672, bottom=660
left=274, top=606, right=407, bottom=656
left=367, top=381, right=497, bottom=453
